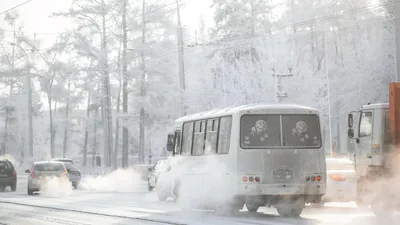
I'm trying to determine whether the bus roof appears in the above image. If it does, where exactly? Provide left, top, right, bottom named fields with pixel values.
left=360, top=103, right=389, bottom=110
left=175, top=103, right=319, bottom=124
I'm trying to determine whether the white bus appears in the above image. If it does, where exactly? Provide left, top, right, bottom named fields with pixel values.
left=165, top=103, right=326, bottom=217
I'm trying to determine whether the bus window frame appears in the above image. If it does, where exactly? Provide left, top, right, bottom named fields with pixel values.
left=180, top=115, right=233, bottom=156
left=239, top=113, right=322, bottom=149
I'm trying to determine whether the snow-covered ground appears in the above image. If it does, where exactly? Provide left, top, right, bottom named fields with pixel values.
left=1, top=173, right=400, bottom=225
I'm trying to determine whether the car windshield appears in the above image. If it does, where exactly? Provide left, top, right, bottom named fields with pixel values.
left=35, top=163, right=64, bottom=172
left=326, top=159, right=354, bottom=170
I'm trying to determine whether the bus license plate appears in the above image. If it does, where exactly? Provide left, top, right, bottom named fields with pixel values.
left=273, top=169, right=293, bottom=180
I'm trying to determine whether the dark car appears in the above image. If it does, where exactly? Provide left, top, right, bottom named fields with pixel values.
left=64, top=163, right=81, bottom=189
left=0, top=159, right=17, bottom=192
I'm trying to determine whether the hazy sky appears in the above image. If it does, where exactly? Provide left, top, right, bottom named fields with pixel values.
left=1, top=0, right=214, bottom=45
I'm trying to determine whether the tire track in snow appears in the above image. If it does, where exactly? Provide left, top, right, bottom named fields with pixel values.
left=12, top=212, right=89, bottom=225
left=0, top=200, right=187, bottom=225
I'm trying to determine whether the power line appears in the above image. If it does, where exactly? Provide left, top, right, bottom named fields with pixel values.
left=145, top=15, right=395, bottom=63
left=0, top=0, right=34, bottom=16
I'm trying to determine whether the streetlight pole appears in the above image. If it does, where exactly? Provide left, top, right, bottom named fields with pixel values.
left=270, top=61, right=294, bottom=103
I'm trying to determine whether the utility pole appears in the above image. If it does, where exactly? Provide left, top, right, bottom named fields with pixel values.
left=176, top=0, right=186, bottom=116
left=396, top=1, right=400, bottom=81
left=122, top=0, right=129, bottom=168
left=270, top=62, right=294, bottom=103
left=139, top=0, right=146, bottom=164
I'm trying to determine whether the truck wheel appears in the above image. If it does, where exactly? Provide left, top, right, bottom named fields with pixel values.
left=148, top=185, right=154, bottom=192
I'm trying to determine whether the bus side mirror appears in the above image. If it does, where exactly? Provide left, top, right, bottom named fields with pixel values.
left=348, top=128, right=354, bottom=138
left=348, top=114, right=353, bottom=128
left=166, top=133, right=174, bottom=152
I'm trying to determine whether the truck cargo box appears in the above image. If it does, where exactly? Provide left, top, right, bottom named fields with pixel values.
left=389, top=82, right=400, bottom=147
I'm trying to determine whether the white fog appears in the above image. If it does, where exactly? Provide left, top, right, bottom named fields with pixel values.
left=0, top=0, right=399, bottom=225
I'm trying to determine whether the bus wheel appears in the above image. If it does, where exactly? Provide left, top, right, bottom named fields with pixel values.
left=276, top=205, right=303, bottom=217
left=246, top=203, right=260, bottom=212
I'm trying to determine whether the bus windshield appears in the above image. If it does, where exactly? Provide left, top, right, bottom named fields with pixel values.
left=240, top=114, right=321, bottom=149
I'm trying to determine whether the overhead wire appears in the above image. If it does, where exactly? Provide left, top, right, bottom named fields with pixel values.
left=144, top=1, right=398, bottom=63
left=124, top=0, right=399, bottom=61
left=0, top=0, right=34, bottom=16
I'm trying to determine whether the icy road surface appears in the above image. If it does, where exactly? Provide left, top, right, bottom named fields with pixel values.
left=1, top=175, right=400, bottom=225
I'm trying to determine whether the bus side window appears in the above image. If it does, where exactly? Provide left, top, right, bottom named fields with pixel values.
left=181, top=122, right=194, bottom=155
left=205, top=118, right=219, bottom=154
left=217, top=116, right=232, bottom=154
left=174, top=130, right=181, bottom=155
left=193, top=120, right=206, bottom=155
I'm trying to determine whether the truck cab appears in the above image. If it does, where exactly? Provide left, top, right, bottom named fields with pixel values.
left=347, top=103, right=392, bottom=204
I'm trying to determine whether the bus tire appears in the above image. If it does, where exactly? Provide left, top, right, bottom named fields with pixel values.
left=276, top=205, right=303, bottom=217
left=246, top=203, right=260, bottom=212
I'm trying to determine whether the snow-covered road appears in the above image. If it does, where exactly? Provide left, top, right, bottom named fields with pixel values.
left=1, top=175, right=399, bottom=225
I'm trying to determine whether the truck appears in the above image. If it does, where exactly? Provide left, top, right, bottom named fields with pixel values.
left=347, top=82, right=400, bottom=217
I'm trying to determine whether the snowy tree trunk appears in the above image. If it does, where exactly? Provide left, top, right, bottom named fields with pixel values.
left=48, top=93, right=54, bottom=158
left=114, top=44, right=122, bottom=170
left=122, top=0, right=129, bottom=168
left=83, top=92, right=90, bottom=166
left=101, top=0, right=113, bottom=167
left=139, top=0, right=146, bottom=164
left=63, top=80, right=71, bottom=158
left=92, top=85, right=101, bottom=168
left=114, top=82, right=121, bottom=170
left=92, top=107, right=99, bottom=168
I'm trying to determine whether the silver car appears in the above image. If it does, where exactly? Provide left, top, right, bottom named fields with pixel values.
left=25, top=161, right=70, bottom=195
